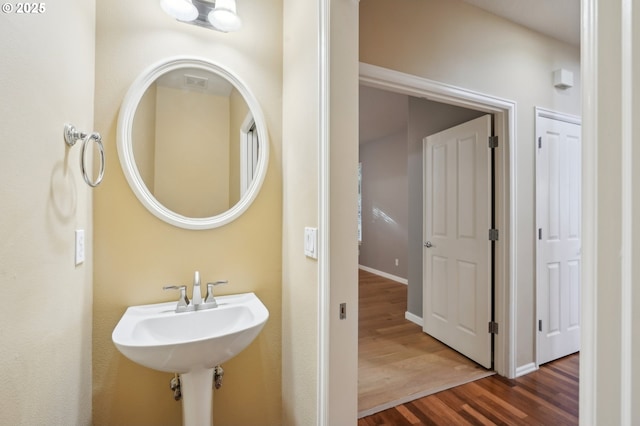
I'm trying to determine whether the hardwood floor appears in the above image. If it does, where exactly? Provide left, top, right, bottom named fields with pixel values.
left=358, top=352, right=579, bottom=425
left=358, top=270, right=493, bottom=416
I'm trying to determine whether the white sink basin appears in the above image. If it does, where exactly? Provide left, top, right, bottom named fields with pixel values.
left=112, top=292, right=268, bottom=373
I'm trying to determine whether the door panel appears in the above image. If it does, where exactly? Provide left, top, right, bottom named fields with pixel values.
left=431, top=256, right=449, bottom=320
left=423, top=115, right=492, bottom=369
left=536, top=113, right=582, bottom=365
left=458, top=136, right=477, bottom=239
left=432, top=144, right=448, bottom=237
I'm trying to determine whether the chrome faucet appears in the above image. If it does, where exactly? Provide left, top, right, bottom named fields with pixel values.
left=163, top=272, right=228, bottom=312
left=162, top=285, right=191, bottom=312
left=192, top=271, right=203, bottom=306
left=203, top=280, right=229, bottom=308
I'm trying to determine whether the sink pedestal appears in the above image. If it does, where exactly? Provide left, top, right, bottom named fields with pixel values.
left=180, top=368, right=215, bottom=426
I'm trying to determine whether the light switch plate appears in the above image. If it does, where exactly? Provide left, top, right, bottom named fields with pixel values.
left=75, top=229, right=85, bottom=265
left=304, top=227, right=318, bottom=259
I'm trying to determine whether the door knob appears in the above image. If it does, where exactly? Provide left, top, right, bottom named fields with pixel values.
left=424, top=241, right=433, bottom=248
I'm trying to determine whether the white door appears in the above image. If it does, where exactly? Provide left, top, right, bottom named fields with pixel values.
left=536, top=111, right=581, bottom=365
left=423, top=115, right=492, bottom=369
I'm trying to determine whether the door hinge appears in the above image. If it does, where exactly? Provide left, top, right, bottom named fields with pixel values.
left=489, top=136, right=499, bottom=149
left=538, top=228, right=542, bottom=240
left=539, top=319, right=542, bottom=332
left=489, top=321, right=499, bottom=334
left=538, top=136, right=542, bottom=149
left=489, top=229, right=499, bottom=241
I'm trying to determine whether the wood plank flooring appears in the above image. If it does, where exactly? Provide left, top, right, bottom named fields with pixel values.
left=358, top=352, right=579, bottom=425
left=358, top=270, right=494, bottom=417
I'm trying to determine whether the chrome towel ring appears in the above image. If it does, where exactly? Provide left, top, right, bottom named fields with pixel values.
left=64, top=123, right=105, bottom=187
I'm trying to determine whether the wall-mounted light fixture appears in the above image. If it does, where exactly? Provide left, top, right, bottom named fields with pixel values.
left=161, top=0, right=242, bottom=32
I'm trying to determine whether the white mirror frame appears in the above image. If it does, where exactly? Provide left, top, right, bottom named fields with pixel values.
left=117, top=56, right=269, bottom=230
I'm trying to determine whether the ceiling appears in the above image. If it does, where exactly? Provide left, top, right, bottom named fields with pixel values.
left=462, top=0, right=580, bottom=46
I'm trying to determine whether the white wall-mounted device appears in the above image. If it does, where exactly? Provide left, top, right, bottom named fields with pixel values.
left=304, top=227, right=318, bottom=259
left=75, top=229, right=85, bottom=265
left=553, top=68, right=574, bottom=89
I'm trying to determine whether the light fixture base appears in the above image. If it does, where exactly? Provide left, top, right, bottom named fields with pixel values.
left=177, top=0, right=241, bottom=32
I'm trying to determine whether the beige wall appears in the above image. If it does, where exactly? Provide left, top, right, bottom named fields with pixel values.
left=133, top=84, right=157, bottom=192
left=92, top=0, right=282, bottom=424
left=281, top=0, right=320, bottom=422
left=0, top=0, right=95, bottom=424
left=360, top=0, right=581, bottom=370
left=155, top=86, right=230, bottom=217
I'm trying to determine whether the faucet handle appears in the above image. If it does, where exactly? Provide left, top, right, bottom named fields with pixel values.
left=163, top=285, right=190, bottom=312
left=204, top=281, right=228, bottom=304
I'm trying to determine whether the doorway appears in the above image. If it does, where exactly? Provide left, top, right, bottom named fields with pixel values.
left=358, top=67, right=514, bottom=414
left=359, top=64, right=515, bottom=379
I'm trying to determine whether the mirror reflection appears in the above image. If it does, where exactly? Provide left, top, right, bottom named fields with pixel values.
left=132, top=67, right=259, bottom=218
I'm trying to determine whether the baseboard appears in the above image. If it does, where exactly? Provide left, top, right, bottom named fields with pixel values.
left=515, top=362, right=537, bottom=377
left=358, top=265, right=408, bottom=285
left=405, top=311, right=423, bottom=327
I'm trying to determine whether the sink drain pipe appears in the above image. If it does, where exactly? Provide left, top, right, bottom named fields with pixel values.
left=169, top=365, right=224, bottom=401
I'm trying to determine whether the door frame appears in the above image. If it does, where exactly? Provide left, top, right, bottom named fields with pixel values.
left=534, top=107, right=582, bottom=368
left=359, top=62, right=517, bottom=377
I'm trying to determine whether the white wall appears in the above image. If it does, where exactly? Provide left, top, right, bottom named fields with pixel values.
left=0, top=0, right=95, bottom=424
left=361, top=0, right=581, bottom=370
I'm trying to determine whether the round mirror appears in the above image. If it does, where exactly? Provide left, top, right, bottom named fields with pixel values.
left=117, top=57, right=269, bottom=229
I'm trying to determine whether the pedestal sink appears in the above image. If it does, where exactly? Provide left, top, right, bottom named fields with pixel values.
left=112, top=292, right=268, bottom=426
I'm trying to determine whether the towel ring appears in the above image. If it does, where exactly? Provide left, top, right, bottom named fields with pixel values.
left=64, top=123, right=105, bottom=187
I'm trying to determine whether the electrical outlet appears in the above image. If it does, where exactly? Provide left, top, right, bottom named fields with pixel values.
left=395, top=258, right=399, bottom=266
left=75, top=229, right=85, bottom=265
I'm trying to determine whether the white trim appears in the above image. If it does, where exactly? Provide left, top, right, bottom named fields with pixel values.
left=358, top=265, right=408, bottom=285
left=515, top=362, right=538, bottom=378
left=360, top=62, right=517, bottom=378
left=580, top=0, right=597, bottom=423
left=405, top=311, right=423, bottom=327
left=239, top=112, right=257, bottom=198
left=317, top=0, right=330, bottom=425
left=535, top=107, right=581, bottom=126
